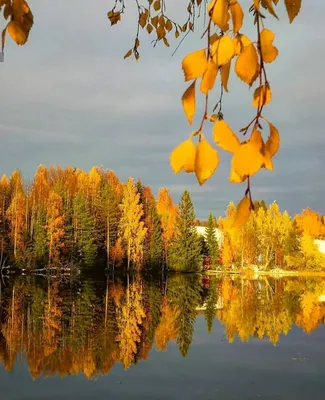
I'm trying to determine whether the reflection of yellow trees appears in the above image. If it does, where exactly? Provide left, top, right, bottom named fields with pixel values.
left=1, top=275, right=325, bottom=379
left=117, top=278, right=146, bottom=369
left=154, top=296, right=179, bottom=351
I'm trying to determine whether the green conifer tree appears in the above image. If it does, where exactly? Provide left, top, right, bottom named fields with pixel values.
left=205, top=212, right=219, bottom=268
left=168, top=190, right=201, bottom=272
left=73, top=193, right=97, bottom=266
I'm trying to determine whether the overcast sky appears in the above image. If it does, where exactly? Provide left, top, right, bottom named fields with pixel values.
left=0, top=1, right=324, bottom=219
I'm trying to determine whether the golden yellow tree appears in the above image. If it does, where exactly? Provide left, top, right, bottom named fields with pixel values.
left=118, top=178, right=147, bottom=270
left=46, top=190, right=65, bottom=264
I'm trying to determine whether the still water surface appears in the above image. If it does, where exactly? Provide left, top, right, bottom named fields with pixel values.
left=0, top=273, right=325, bottom=399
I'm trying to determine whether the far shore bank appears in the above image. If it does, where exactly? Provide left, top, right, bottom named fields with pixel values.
left=204, top=269, right=325, bottom=277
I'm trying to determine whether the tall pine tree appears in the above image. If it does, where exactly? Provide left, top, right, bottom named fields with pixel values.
left=168, top=191, right=201, bottom=272
left=205, top=212, right=219, bottom=268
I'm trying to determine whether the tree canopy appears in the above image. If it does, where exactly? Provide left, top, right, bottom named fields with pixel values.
left=0, top=0, right=303, bottom=228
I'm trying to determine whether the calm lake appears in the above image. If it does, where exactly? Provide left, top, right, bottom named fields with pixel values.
left=1, top=272, right=325, bottom=400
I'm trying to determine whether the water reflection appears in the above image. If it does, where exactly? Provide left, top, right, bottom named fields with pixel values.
left=0, top=273, right=325, bottom=379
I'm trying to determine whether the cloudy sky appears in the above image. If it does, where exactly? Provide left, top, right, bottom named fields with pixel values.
left=0, top=1, right=324, bottom=219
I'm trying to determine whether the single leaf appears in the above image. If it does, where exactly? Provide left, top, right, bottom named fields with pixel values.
left=153, top=0, right=161, bottom=11
left=108, top=11, right=121, bottom=25
left=260, top=29, right=278, bottom=63
left=265, top=121, right=280, bottom=157
left=1, top=27, right=6, bottom=52
left=124, top=49, right=132, bottom=59
left=182, top=81, right=196, bottom=125
left=200, top=60, right=218, bottom=95
left=182, top=49, right=207, bottom=81
left=7, top=20, right=27, bottom=45
left=233, top=34, right=251, bottom=55
left=213, top=120, right=240, bottom=153
left=170, top=138, right=196, bottom=174
left=163, top=37, right=170, bottom=47
left=195, top=137, right=219, bottom=185
left=229, top=1, right=244, bottom=33
left=221, top=59, right=231, bottom=92
left=235, top=43, right=259, bottom=85
left=146, top=24, right=153, bottom=34
left=165, top=19, right=173, bottom=32
left=208, top=0, right=229, bottom=31
left=151, top=16, right=158, bottom=27
left=233, top=196, right=251, bottom=228
left=157, top=25, right=166, bottom=39
left=252, top=84, right=272, bottom=108
left=284, top=0, right=301, bottom=23
left=211, top=35, right=235, bottom=67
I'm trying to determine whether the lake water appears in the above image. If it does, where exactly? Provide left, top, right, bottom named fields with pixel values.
left=1, top=273, right=325, bottom=400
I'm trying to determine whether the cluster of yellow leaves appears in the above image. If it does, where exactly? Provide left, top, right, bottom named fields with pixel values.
left=169, top=0, right=301, bottom=227
left=170, top=132, right=219, bottom=186
left=1, top=0, right=33, bottom=51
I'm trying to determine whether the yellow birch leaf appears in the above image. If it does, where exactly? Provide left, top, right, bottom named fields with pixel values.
left=153, top=0, right=161, bottom=11
left=221, top=59, right=231, bottom=92
left=252, top=84, right=272, bottom=108
left=181, top=81, right=196, bottom=126
left=260, top=29, right=278, bottom=63
left=213, top=120, right=240, bottom=153
left=285, top=0, right=301, bottom=23
left=208, top=0, right=229, bottom=31
left=146, top=24, right=153, bottom=34
left=1, top=27, right=6, bottom=52
left=229, top=1, right=244, bottom=34
left=233, top=196, right=251, bottom=228
left=265, top=121, right=280, bottom=157
left=195, top=137, right=219, bottom=185
left=182, top=49, right=208, bottom=81
left=211, top=35, right=235, bottom=67
left=235, top=43, right=259, bottom=85
left=200, top=60, right=218, bottom=95
left=165, top=19, right=173, bottom=32
left=232, top=138, right=264, bottom=177
left=7, top=20, right=27, bottom=45
left=170, top=138, right=196, bottom=174
left=124, top=49, right=132, bottom=59
left=233, top=34, right=251, bottom=55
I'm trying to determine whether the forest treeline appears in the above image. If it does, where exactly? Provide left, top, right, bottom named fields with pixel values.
left=1, top=274, right=324, bottom=379
left=0, top=165, right=324, bottom=272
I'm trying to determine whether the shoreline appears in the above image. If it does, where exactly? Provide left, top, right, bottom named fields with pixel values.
left=204, top=269, right=325, bottom=277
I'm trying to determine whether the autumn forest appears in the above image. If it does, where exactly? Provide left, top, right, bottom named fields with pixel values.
left=0, top=165, right=324, bottom=274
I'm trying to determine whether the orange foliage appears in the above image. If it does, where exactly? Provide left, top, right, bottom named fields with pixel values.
left=156, top=188, right=178, bottom=258
left=295, top=208, right=325, bottom=239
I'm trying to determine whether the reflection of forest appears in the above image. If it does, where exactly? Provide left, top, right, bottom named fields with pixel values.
left=0, top=274, right=325, bottom=379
